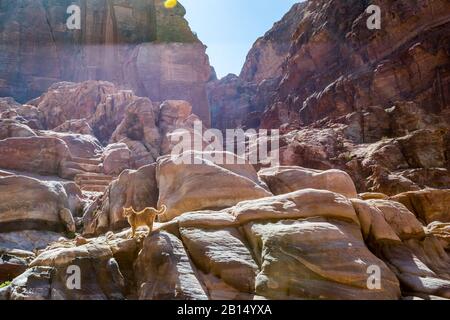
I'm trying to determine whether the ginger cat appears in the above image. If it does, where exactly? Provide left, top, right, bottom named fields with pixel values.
left=123, top=205, right=167, bottom=238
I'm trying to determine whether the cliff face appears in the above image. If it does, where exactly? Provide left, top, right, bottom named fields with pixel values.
left=268, top=0, right=450, bottom=128
left=0, top=0, right=211, bottom=124
left=209, top=0, right=450, bottom=195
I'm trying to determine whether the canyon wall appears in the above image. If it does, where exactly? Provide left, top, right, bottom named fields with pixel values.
left=0, top=0, right=212, bottom=125
left=209, top=0, right=450, bottom=194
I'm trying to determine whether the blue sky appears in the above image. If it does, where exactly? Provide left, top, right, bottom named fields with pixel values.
left=182, top=0, right=300, bottom=79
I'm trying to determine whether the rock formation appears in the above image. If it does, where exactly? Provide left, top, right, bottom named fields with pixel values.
left=209, top=0, right=450, bottom=195
left=0, top=0, right=212, bottom=125
left=0, top=0, right=449, bottom=301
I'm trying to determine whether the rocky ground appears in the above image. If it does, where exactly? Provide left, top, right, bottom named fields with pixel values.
left=0, top=0, right=449, bottom=300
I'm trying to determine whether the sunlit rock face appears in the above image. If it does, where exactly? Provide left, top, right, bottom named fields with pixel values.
left=0, top=0, right=211, bottom=125
left=210, top=0, right=450, bottom=195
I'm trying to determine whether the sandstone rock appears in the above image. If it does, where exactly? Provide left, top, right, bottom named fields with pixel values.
left=244, top=218, right=400, bottom=299
left=1, top=103, right=45, bottom=130
left=0, top=119, right=37, bottom=139
left=0, top=137, right=71, bottom=176
left=127, top=43, right=212, bottom=126
left=427, top=222, right=450, bottom=250
left=208, top=75, right=258, bottom=132
left=35, top=81, right=118, bottom=130
left=5, top=267, right=55, bottom=300
left=0, top=250, right=30, bottom=283
left=342, top=106, right=391, bottom=143
left=83, top=164, right=158, bottom=236
left=232, top=189, right=360, bottom=226
left=62, top=182, right=85, bottom=218
left=391, top=189, right=450, bottom=224
left=102, top=143, right=132, bottom=176
left=176, top=188, right=360, bottom=229
left=39, top=131, right=103, bottom=159
left=351, top=199, right=401, bottom=243
left=134, top=231, right=208, bottom=300
left=0, top=98, right=21, bottom=112
left=0, top=176, right=75, bottom=233
left=110, top=97, right=160, bottom=163
left=387, top=102, right=445, bottom=137
left=359, top=193, right=389, bottom=201
left=1, top=234, right=136, bottom=300
left=397, top=129, right=447, bottom=169
left=278, top=129, right=344, bottom=170
left=365, top=166, right=422, bottom=196
left=0, top=231, right=65, bottom=252
left=89, top=89, right=139, bottom=145
left=180, top=227, right=258, bottom=293
left=53, top=119, right=94, bottom=136
left=367, top=200, right=425, bottom=240
left=0, top=1, right=212, bottom=124
left=10, top=232, right=141, bottom=300
left=379, top=237, right=450, bottom=299
left=156, top=151, right=272, bottom=221
left=259, top=166, right=357, bottom=198
left=158, top=100, right=205, bottom=155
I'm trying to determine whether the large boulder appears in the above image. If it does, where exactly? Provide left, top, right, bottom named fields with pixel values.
left=134, top=231, right=208, bottom=300
left=83, top=164, right=158, bottom=236
left=0, top=248, right=33, bottom=283
left=156, top=151, right=272, bottom=221
left=2, top=232, right=138, bottom=300
left=39, top=131, right=103, bottom=159
left=0, top=176, right=75, bottom=233
left=1, top=103, right=45, bottom=130
left=34, top=81, right=118, bottom=130
left=180, top=227, right=259, bottom=293
left=174, top=188, right=401, bottom=300
left=0, top=119, right=37, bottom=139
left=0, top=137, right=71, bottom=176
left=102, top=143, right=132, bottom=176
left=259, top=166, right=358, bottom=198
left=352, top=198, right=450, bottom=300
left=53, top=119, right=94, bottom=136
left=110, top=97, right=160, bottom=164
left=378, top=238, right=450, bottom=299
left=158, top=100, right=205, bottom=155
left=244, top=218, right=400, bottom=299
left=391, top=189, right=450, bottom=224
left=365, top=200, right=426, bottom=240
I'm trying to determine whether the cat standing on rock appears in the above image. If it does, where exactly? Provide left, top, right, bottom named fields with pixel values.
left=123, top=205, right=167, bottom=238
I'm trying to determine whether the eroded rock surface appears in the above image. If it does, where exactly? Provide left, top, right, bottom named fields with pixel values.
left=0, top=0, right=211, bottom=125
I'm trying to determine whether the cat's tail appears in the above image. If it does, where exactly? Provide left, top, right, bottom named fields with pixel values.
left=157, top=205, right=167, bottom=216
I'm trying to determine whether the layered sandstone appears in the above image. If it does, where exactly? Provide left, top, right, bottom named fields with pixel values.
left=210, top=0, right=450, bottom=195
left=0, top=0, right=211, bottom=125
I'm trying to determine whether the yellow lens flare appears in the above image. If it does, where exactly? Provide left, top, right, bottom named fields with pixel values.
left=164, top=0, right=178, bottom=9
